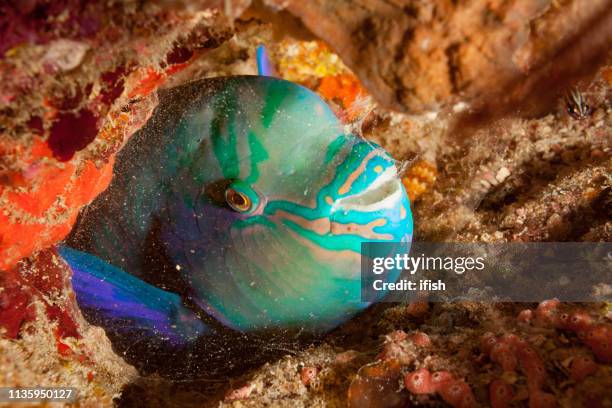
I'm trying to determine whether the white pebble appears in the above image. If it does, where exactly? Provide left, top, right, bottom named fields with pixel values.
left=495, top=167, right=511, bottom=183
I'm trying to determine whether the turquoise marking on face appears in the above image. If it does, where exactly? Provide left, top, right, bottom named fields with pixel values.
left=244, top=131, right=269, bottom=184
left=208, top=82, right=244, bottom=180
left=325, top=134, right=347, bottom=165
left=80, top=76, right=413, bottom=336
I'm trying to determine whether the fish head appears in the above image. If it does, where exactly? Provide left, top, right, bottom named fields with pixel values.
left=161, top=76, right=413, bottom=333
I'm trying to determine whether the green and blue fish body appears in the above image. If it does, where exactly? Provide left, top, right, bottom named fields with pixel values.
left=61, top=52, right=413, bottom=351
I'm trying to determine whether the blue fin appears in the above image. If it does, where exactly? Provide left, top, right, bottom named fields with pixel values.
left=256, top=45, right=276, bottom=77
left=58, top=246, right=209, bottom=346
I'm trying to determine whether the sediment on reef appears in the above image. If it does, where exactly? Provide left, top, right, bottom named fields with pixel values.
left=0, top=0, right=610, bottom=406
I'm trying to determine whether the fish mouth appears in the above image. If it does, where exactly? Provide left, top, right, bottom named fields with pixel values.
left=332, top=166, right=403, bottom=212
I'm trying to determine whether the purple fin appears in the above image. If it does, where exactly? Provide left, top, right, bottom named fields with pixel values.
left=256, top=45, right=276, bottom=77
left=59, top=246, right=209, bottom=346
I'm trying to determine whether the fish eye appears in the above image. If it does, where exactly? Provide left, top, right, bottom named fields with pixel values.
left=225, top=187, right=252, bottom=212
left=222, top=180, right=261, bottom=214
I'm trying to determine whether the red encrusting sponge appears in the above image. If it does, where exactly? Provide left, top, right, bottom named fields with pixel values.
left=519, top=300, right=612, bottom=363
left=402, top=368, right=477, bottom=407
left=570, top=355, right=597, bottom=382
left=489, top=379, right=514, bottom=408
left=403, top=368, right=436, bottom=394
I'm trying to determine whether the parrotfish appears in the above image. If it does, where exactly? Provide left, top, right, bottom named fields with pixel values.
left=61, top=48, right=413, bottom=366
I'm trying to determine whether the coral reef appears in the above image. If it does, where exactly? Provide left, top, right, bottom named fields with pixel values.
left=0, top=249, right=137, bottom=406
left=0, top=2, right=237, bottom=269
left=216, top=301, right=611, bottom=408
left=0, top=1, right=610, bottom=407
left=275, top=0, right=612, bottom=115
